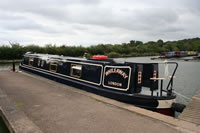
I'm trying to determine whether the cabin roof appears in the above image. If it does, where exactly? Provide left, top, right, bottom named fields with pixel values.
left=24, top=53, right=111, bottom=64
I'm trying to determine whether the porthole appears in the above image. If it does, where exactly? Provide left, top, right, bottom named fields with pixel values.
left=29, top=57, right=34, bottom=66
left=70, top=64, right=82, bottom=78
left=49, top=62, right=58, bottom=72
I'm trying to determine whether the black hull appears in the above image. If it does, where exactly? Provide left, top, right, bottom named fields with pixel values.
left=19, top=64, right=176, bottom=112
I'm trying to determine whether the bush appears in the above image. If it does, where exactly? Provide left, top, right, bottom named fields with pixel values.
left=106, top=52, right=122, bottom=58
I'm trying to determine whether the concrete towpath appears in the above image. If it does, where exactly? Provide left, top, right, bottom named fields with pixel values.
left=0, top=71, right=199, bottom=133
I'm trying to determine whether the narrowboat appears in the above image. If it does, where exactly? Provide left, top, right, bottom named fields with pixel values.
left=180, top=51, right=187, bottom=57
left=160, top=52, right=175, bottom=58
left=187, top=51, right=198, bottom=56
left=160, top=51, right=198, bottom=58
left=19, top=52, right=185, bottom=116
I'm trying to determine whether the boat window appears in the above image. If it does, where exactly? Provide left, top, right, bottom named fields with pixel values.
left=38, top=59, right=41, bottom=67
left=70, top=64, right=82, bottom=78
left=49, top=62, right=57, bottom=72
left=41, top=60, right=45, bottom=67
left=29, top=57, right=34, bottom=66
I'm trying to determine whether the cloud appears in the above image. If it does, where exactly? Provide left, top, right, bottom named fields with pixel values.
left=0, top=0, right=200, bottom=46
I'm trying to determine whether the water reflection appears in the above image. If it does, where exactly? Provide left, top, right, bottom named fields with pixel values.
left=0, top=117, right=10, bottom=133
left=0, top=63, right=19, bottom=71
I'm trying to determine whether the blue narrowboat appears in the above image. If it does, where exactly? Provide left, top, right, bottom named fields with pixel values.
left=19, top=52, right=185, bottom=116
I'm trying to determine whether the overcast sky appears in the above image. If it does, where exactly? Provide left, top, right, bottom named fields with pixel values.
left=0, top=0, right=200, bottom=46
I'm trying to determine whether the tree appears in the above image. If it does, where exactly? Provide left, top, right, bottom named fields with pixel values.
left=157, top=39, right=164, bottom=47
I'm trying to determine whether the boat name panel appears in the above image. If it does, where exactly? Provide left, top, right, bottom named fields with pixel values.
left=103, top=66, right=131, bottom=91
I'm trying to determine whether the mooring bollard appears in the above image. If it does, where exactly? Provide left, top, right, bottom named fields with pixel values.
left=12, top=61, right=15, bottom=72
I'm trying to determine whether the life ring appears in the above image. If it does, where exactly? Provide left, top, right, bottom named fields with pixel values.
left=92, top=55, right=108, bottom=60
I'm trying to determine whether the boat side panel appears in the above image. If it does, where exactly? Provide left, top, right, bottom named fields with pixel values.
left=82, top=65, right=102, bottom=84
left=23, top=56, right=29, bottom=65
left=142, top=64, right=159, bottom=91
left=102, top=66, right=132, bottom=91
left=64, top=61, right=103, bottom=85
left=22, top=56, right=104, bottom=85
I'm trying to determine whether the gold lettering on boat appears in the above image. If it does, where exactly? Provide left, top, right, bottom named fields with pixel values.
left=108, top=81, right=122, bottom=87
left=105, top=68, right=128, bottom=79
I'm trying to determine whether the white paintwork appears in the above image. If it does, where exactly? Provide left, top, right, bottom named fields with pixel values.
left=157, top=99, right=176, bottom=109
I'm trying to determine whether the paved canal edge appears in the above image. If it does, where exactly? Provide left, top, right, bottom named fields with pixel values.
left=0, top=88, right=43, bottom=133
left=0, top=71, right=200, bottom=133
left=86, top=93, right=200, bottom=133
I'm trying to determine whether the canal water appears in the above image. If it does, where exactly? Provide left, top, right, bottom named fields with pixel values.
left=0, top=63, right=19, bottom=71
left=0, top=57, right=200, bottom=106
left=0, top=117, right=10, bottom=133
